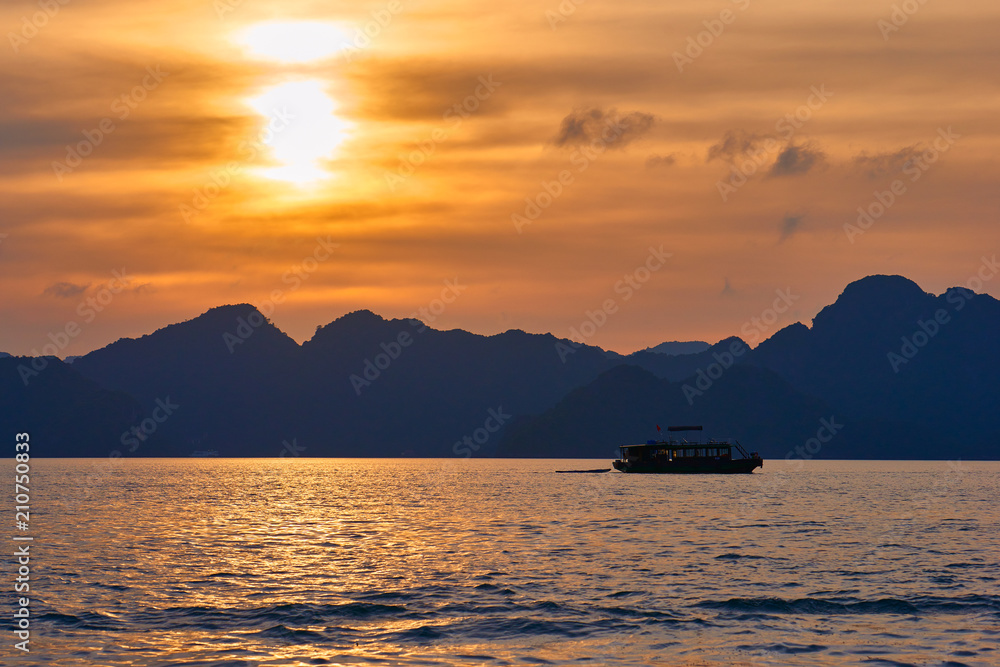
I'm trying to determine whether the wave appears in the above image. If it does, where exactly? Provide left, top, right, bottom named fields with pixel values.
left=247, top=624, right=331, bottom=641
left=127, top=601, right=414, bottom=631
left=694, top=594, right=1000, bottom=616
left=739, top=642, right=827, bottom=655
left=38, top=610, right=125, bottom=631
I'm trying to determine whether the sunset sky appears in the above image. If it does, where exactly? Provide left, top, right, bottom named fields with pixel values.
left=2, top=0, right=998, bottom=357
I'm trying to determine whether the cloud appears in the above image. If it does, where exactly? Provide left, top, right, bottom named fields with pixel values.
left=852, top=146, right=921, bottom=179
left=43, top=281, right=90, bottom=298
left=720, top=277, right=736, bottom=297
left=645, top=153, right=676, bottom=169
left=706, top=130, right=772, bottom=163
left=553, top=107, right=655, bottom=149
left=769, top=143, right=825, bottom=177
left=780, top=213, right=805, bottom=241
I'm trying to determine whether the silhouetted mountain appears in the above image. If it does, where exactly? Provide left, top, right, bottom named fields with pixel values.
left=497, top=275, right=999, bottom=460
left=495, top=363, right=840, bottom=459
left=72, top=304, right=302, bottom=456
left=626, top=337, right=749, bottom=382
left=642, top=340, right=710, bottom=356
left=294, top=311, right=622, bottom=455
left=0, top=356, right=172, bottom=456
left=747, top=275, right=1000, bottom=453
left=7, top=273, right=999, bottom=459
left=70, top=307, right=621, bottom=456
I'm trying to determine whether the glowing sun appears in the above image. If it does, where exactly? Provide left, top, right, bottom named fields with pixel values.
left=234, top=22, right=353, bottom=185
left=235, top=21, right=350, bottom=64
left=246, top=80, right=350, bottom=185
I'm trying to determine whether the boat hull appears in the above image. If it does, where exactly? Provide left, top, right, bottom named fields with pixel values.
left=612, top=457, right=762, bottom=474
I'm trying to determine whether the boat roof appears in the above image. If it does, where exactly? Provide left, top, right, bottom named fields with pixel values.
left=621, top=440, right=733, bottom=449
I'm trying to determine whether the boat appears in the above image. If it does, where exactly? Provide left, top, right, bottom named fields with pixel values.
left=189, top=449, right=219, bottom=457
left=612, top=425, right=762, bottom=474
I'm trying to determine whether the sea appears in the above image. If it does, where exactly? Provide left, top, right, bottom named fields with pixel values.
left=4, top=458, right=998, bottom=666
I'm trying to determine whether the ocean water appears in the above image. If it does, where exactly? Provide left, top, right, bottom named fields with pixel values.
left=5, top=458, right=999, bottom=666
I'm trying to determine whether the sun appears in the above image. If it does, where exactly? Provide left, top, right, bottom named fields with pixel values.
left=233, top=21, right=354, bottom=185
left=234, top=21, right=351, bottom=64
left=246, top=80, right=351, bottom=185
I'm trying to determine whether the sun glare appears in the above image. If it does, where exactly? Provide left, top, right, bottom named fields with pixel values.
left=235, top=21, right=350, bottom=64
left=247, top=80, right=350, bottom=185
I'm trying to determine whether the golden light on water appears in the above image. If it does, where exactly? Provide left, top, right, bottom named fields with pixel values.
left=246, top=80, right=351, bottom=185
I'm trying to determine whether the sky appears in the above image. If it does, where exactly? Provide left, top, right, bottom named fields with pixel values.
left=1, top=0, right=998, bottom=357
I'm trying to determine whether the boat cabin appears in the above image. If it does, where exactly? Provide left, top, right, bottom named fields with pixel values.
left=619, top=442, right=734, bottom=463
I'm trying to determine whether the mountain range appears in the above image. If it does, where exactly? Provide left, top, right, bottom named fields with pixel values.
left=3, top=274, right=997, bottom=459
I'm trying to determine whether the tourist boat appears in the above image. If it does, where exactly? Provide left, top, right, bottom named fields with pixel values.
left=189, top=449, right=219, bottom=457
left=612, top=426, right=762, bottom=474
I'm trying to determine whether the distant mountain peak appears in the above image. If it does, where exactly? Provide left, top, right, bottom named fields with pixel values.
left=306, top=309, right=401, bottom=349
left=643, top=340, right=711, bottom=356
left=812, top=274, right=931, bottom=331
left=840, top=274, right=928, bottom=302
left=337, top=309, right=386, bottom=324
left=314, top=309, right=396, bottom=333
left=186, top=303, right=272, bottom=326
left=202, top=303, right=258, bottom=315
